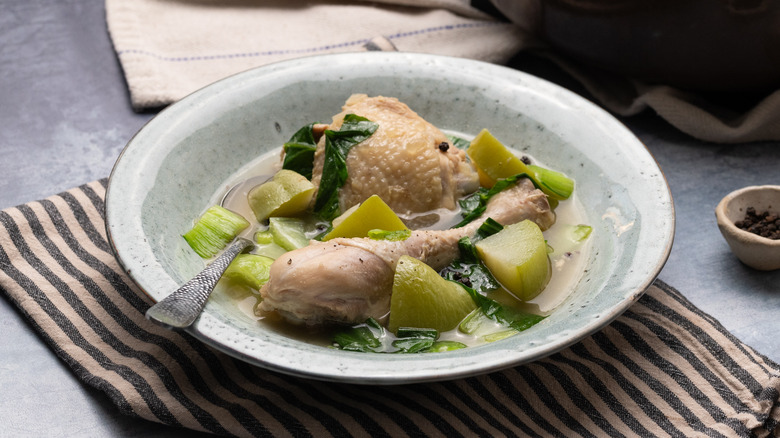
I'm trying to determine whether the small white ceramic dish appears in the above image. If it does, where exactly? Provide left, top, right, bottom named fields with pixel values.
left=715, top=185, right=780, bottom=271
left=105, top=52, right=674, bottom=384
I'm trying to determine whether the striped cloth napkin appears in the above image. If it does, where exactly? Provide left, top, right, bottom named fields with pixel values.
left=1, top=180, right=779, bottom=437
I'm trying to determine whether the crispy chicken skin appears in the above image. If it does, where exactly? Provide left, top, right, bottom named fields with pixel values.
left=258, top=179, right=555, bottom=326
left=310, top=94, right=480, bottom=216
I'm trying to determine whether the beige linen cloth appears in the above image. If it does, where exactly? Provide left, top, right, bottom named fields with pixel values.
left=106, top=0, right=780, bottom=143
left=106, top=0, right=528, bottom=108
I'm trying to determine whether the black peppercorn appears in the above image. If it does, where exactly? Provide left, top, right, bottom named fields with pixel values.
left=734, top=207, right=780, bottom=240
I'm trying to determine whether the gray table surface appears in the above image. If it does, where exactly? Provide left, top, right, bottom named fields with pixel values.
left=2, top=1, right=778, bottom=437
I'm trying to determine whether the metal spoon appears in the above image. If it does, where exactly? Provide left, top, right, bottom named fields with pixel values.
left=145, top=174, right=275, bottom=329
left=145, top=237, right=254, bottom=329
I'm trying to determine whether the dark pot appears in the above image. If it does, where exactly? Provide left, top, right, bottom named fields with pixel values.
left=495, top=0, right=780, bottom=92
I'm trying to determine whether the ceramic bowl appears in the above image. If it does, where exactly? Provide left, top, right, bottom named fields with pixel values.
left=105, top=52, right=674, bottom=383
left=715, top=185, right=780, bottom=271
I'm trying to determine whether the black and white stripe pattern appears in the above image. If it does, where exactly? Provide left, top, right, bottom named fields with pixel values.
left=1, top=180, right=779, bottom=437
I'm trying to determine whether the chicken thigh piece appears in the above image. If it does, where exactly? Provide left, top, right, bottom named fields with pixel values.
left=309, top=94, right=480, bottom=216
left=257, top=178, right=555, bottom=326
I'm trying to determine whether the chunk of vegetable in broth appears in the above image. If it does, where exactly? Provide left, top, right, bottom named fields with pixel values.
left=322, top=195, right=408, bottom=241
left=250, top=230, right=288, bottom=259
left=389, top=256, right=477, bottom=333
left=567, top=224, right=593, bottom=242
left=426, top=340, right=467, bottom=352
left=467, top=129, right=534, bottom=188
left=528, top=164, right=574, bottom=201
left=183, top=205, right=249, bottom=258
left=475, top=220, right=551, bottom=301
left=222, top=253, right=275, bottom=290
left=268, top=217, right=310, bottom=251
left=247, top=169, right=315, bottom=222
left=467, top=129, right=574, bottom=205
left=550, top=224, right=593, bottom=256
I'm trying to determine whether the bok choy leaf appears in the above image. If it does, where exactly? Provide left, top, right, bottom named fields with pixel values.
left=282, top=123, right=319, bottom=180
left=313, top=114, right=378, bottom=220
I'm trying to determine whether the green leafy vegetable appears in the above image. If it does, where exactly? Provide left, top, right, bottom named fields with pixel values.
left=332, top=319, right=464, bottom=354
left=313, top=115, right=379, bottom=220
left=394, top=329, right=439, bottom=353
left=332, top=318, right=384, bottom=352
left=441, top=217, right=503, bottom=292
left=458, top=283, right=546, bottom=333
left=396, top=327, right=438, bottom=339
left=392, top=336, right=436, bottom=353
left=282, top=123, right=319, bottom=179
left=441, top=256, right=499, bottom=293
left=475, top=217, right=504, bottom=240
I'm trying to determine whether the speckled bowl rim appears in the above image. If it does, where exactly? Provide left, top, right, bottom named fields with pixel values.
left=106, top=52, right=674, bottom=384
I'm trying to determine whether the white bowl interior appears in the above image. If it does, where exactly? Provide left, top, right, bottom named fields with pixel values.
left=106, top=52, right=674, bottom=383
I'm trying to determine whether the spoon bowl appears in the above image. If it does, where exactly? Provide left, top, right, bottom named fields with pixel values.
left=145, top=237, right=255, bottom=328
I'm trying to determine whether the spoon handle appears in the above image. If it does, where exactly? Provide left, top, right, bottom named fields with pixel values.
left=145, top=237, right=253, bottom=329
